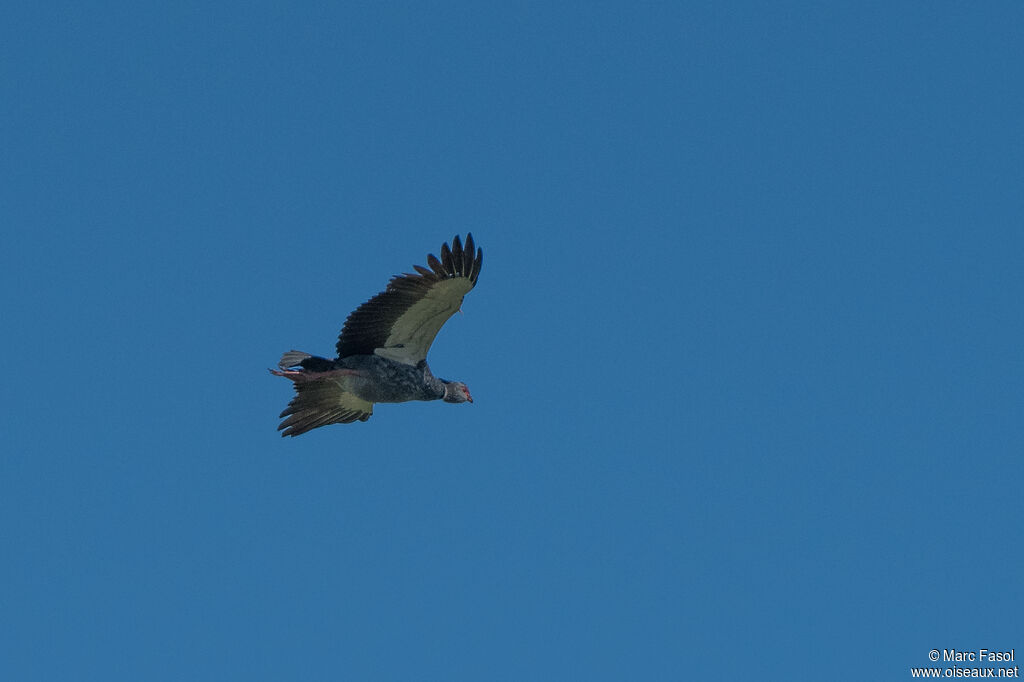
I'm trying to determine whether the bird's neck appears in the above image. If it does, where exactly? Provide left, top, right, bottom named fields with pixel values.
left=420, top=363, right=446, bottom=400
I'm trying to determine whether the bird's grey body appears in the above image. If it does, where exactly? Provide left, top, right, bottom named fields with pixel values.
left=271, top=234, right=481, bottom=437
left=330, top=355, right=446, bottom=404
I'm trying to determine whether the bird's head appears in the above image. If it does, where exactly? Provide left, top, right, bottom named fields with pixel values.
left=443, top=381, right=473, bottom=404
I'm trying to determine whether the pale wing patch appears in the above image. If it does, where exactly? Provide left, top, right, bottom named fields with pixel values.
left=374, top=278, right=473, bottom=365
left=328, top=378, right=375, bottom=415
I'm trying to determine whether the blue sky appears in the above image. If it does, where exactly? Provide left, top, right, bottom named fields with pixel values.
left=2, top=2, right=1021, bottom=679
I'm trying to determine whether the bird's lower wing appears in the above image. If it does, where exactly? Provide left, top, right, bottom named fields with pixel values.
left=273, top=371, right=374, bottom=437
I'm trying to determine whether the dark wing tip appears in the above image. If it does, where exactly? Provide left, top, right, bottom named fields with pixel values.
left=445, top=233, right=482, bottom=283
left=469, top=246, right=482, bottom=283
left=440, top=242, right=455, bottom=274
left=463, top=233, right=475, bottom=275
left=426, top=233, right=480, bottom=279
left=426, top=253, right=445, bottom=275
left=429, top=234, right=481, bottom=280
left=451, top=235, right=464, bottom=273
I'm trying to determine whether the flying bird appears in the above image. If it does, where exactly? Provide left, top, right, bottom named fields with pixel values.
left=271, top=234, right=482, bottom=437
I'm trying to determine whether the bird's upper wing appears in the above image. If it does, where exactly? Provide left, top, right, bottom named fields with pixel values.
left=277, top=374, right=374, bottom=437
left=336, top=234, right=482, bottom=365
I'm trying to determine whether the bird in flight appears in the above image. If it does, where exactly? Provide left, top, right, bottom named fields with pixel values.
left=271, top=234, right=482, bottom=437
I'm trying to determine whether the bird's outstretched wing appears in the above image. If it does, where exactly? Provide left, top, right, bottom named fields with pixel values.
left=272, top=363, right=374, bottom=437
left=336, top=234, right=482, bottom=365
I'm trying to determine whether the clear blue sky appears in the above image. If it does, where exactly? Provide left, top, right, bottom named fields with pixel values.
left=2, top=2, right=1021, bottom=680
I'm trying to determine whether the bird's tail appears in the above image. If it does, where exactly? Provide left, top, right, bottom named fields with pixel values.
left=278, top=350, right=313, bottom=369
left=270, top=350, right=338, bottom=382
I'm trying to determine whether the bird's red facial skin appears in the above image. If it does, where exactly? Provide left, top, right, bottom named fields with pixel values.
left=466, top=387, right=473, bottom=403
